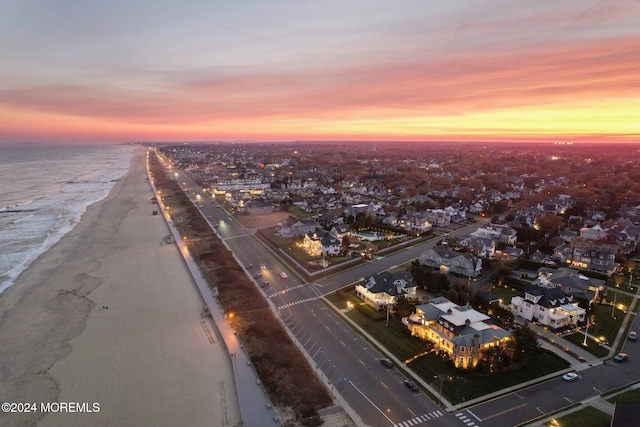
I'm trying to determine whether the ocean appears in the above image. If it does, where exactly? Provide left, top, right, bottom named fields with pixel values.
left=0, top=143, right=136, bottom=294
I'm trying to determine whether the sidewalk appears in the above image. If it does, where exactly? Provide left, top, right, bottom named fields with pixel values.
left=150, top=168, right=279, bottom=427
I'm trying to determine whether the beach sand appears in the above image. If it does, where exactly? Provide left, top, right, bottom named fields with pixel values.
left=0, top=148, right=240, bottom=427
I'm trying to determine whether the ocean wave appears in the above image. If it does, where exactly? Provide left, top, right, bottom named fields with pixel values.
left=0, top=144, right=134, bottom=295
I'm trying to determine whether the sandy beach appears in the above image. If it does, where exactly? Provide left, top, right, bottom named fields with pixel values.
left=0, top=148, right=240, bottom=427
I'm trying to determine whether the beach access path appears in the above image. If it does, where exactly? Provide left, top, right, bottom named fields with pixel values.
left=0, top=147, right=241, bottom=427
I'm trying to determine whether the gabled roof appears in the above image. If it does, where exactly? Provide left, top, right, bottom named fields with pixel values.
left=364, top=271, right=415, bottom=296
left=522, top=285, right=574, bottom=308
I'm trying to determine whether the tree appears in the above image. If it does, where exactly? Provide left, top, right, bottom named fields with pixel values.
left=394, top=295, right=414, bottom=319
left=341, top=235, right=351, bottom=250
left=509, top=324, right=540, bottom=363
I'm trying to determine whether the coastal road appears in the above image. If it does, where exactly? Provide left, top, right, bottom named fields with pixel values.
left=161, top=154, right=495, bottom=426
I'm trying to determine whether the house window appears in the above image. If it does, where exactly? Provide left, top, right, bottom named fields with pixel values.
left=460, top=347, right=465, bottom=353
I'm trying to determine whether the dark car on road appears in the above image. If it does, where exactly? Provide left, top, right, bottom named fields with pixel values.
left=402, top=380, right=419, bottom=392
left=629, top=331, right=637, bottom=342
left=380, top=358, right=393, bottom=369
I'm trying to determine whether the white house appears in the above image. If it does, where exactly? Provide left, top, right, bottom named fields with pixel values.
left=355, top=271, right=417, bottom=310
left=511, top=285, right=585, bottom=329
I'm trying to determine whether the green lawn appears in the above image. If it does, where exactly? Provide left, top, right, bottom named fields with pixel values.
left=552, top=406, right=611, bottom=427
left=587, top=304, right=625, bottom=344
left=608, top=389, right=640, bottom=403
left=563, top=333, right=609, bottom=358
left=488, top=285, right=521, bottom=303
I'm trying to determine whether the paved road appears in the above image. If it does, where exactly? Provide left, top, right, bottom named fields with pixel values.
left=158, top=152, right=640, bottom=427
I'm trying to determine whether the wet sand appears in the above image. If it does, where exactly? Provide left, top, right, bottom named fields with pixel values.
left=0, top=148, right=240, bottom=427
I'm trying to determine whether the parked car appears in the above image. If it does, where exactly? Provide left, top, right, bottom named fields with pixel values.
left=380, top=358, right=393, bottom=369
left=402, top=380, right=419, bottom=392
left=260, top=282, right=269, bottom=288
left=562, top=372, right=579, bottom=382
left=253, top=274, right=262, bottom=279
left=613, top=353, right=628, bottom=362
left=629, top=331, right=637, bottom=342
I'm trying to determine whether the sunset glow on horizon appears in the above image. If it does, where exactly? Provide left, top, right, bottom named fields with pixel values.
left=1, top=1, right=638, bottom=144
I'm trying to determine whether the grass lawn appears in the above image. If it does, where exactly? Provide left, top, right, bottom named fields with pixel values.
left=608, top=389, right=640, bottom=403
left=551, top=406, right=611, bottom=427
left=327, top=287, right=570, bottom=404
left=587, top=304, right=625, bottom=344
left=602, top=289, right=635, bottom=313
left=488, top=285, right=521, bottom=303
left=563, top=333, right=609, bottom=358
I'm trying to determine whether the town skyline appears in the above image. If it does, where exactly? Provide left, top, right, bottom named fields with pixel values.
left=1, top=1, right=638, bottom=144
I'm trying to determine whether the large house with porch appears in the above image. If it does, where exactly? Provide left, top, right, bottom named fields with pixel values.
left=404, top=296, right=511, bottom=369
left=355, top=271, right=417, bottom=310
left=510, top=286, right=586, bottom=330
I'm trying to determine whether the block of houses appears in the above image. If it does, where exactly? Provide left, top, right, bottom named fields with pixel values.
left=419, top=245, right=482, bottom=277
left=553, top=240, right=618, bottom=276
left=404, top=296, right=511, bottom=369
left=355, top=271, right=416, bottom=310
left=302, top=229, right=341, bottom=257
left=510, top=285, right=585, bottom=329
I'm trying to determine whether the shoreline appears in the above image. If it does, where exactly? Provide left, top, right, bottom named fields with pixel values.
left=0, top=148, right=240, bottom=427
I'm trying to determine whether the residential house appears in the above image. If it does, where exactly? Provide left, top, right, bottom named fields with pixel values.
left=461, top=236, right=496, bottom=258
left=535, top=267, right=606, bottom=306
left=496, top=246, right=525, bottom=261
left=355, top=271, right=417, bottom=310
left=404, top=296, right=511, bottom=369
left=302, top=229, right=341, bottom=257
left=419, top=246, right=482, bottom=277
left=471, top=224, right=517, bottom=245
left=511, top=285, right=585, bottom=329
left=424, top=209, right=452, bottom=227
left=553, top=239, right=619, bottom=276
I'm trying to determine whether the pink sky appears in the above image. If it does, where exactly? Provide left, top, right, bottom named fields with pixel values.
left=1, top=1, right=638, bottom=143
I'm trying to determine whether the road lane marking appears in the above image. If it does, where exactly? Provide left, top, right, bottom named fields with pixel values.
left=467, top=409, right=482, bottom=422
left=348, top=381, right=393, bottom=425
left=481, top=403, right=528, bottom=421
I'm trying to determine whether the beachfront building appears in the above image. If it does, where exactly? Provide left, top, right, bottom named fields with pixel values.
left=404, top=297, right=511, bottom=369
left=511, top=285, right=586, bottom=329
left=355, top=271, right=416, bottom=310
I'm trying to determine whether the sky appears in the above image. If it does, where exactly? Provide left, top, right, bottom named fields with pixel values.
left=1, top=0, right=638, bottom=143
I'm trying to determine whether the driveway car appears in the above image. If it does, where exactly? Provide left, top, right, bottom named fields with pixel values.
left=562, top=372, right=579, bottom=382
left=613, top=353, right=628, bottom=362
left=380, top=358, right=393, bottom=369
left=629, top=331, right=637, bottom=342
left=402, top=380, right=419, bottom=392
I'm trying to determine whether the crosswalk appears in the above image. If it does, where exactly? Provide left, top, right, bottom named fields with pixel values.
left=392, top=410, right=444, bottom=426
left=269, top=283, right=306, bottom=297
left=277, top=297, right=317, bottom=310
left=455, top=412, right=479, bottom=427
